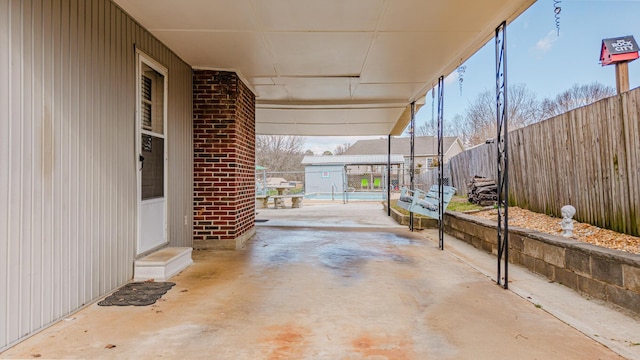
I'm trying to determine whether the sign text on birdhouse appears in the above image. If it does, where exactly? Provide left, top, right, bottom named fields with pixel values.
left=600, top=35, right=639, bottom=66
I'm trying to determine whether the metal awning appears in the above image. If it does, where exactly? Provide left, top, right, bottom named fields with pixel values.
left=113, top=0, right=535, bottom=136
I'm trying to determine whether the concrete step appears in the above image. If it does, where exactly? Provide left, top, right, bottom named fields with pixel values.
left=134, top=247, right=193, bottom=281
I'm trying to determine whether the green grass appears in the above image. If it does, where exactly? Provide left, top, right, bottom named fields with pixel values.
left=447, top=196, right=485, bottom=212
left=390, top=195, right=484, bottom=216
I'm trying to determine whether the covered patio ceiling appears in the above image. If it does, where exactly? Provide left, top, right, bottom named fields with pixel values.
left=113, top=0, right=535, bottom=136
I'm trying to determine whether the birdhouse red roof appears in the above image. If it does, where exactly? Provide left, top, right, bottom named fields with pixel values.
left=600, top=36, right=639, bottom=66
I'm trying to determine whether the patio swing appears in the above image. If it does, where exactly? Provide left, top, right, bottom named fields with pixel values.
left=397, top=185, right=456, bottom=219
left=397, top=81, right=456, bottom=221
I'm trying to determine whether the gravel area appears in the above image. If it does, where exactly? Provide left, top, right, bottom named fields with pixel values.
left=470, top=207, right=640, bottom=255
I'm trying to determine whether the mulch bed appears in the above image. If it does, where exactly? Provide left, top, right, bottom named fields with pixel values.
left=470, top=207, right=640, bottom=255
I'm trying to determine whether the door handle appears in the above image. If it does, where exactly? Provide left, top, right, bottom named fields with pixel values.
left=139, top=154, right=145, bottom=170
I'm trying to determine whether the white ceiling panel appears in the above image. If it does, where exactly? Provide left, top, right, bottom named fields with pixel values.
left=266, top=32, right=373, bottom=76
left=352, top=83, right=427, bottom=101
left=347, top=108, right=407, bottom=124
left=113, top=0, right=536, bottom=136
left=257, top=121, right=397, bottom=136
left=253, top=0, right=384, bottom=31
left=362, top=31, right=476, bottom=84
left=115, top=0, right=256, bottom=31
left=152, top=31, right=277, bottom=76
left=272, top=77, right=354, bottom=101
left=253, top=85, right=289, bottom=101
left=380, top=0, right=504, bottom=32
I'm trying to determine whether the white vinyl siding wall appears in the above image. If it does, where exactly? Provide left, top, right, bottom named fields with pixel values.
left=0, top=0, right=193, bottom=350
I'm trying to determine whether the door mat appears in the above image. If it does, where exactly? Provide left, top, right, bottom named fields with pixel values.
left=98, top=282, right=175, bottom=306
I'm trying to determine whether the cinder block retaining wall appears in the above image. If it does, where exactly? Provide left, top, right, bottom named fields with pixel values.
left=388, top=206, right=438, bottom=229
left=444, top=211, right=640, bottom=315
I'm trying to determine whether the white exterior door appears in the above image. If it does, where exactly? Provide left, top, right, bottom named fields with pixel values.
left=136, top=51, right=168, bottom=255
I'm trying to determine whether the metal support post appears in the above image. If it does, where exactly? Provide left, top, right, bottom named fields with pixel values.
left=495, top=21, right=509, bottom=289
left=387, top=135, right=391, bottom=216
left=409, top=102, right=416, bottom=231
left=437, top=76, right=445, bottom=250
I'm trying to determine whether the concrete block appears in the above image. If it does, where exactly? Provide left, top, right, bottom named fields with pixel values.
left=577, top=276, right=607, bottom=301
left=565, top=249, right=591, bottom=276
left=554, top=268, right=578, bottom=290
left=417, top=217, right=438, bottom=229
left=482, top=227, right=498, bottom=245
left=482, top=240, right=494, bottom=254
left=471, top=236, right=482, bottom=249
left=448, top=217, right=464, bottom=231
left=509, top=251, right=524, bottom=265
left=606, top=285, right=640, bottom=314
left=524, top=239, right=565, bottom=268
left=508, top=249, right=520, bottom=265
left=520, top=254, right=535, bottom=272
left=623, top=264, right=640, bottom=292
left=445, top=228, right=463, bottom=242
left=461, top=221, right=472, bottom=237
left=591, top=255, right=623, bottom=287
left=509, top=233, right=524, bottom=252
left=534, top=258, right=555, bottom=279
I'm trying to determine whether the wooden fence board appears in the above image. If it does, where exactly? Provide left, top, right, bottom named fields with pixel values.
left=447, top=87, right=640, bottom=236
left=628, top=91, right=640, bottom=235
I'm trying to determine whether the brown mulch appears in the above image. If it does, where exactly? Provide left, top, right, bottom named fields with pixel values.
left=470, top=207, right=640, bottom=255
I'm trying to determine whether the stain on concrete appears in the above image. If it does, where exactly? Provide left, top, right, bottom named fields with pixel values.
left=352, top=334, right=412, bottom=360
left=262, top=324, right=309, bottom=360
left=0, top=212, right=627, bottom=360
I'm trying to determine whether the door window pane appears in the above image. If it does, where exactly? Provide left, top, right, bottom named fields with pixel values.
left=140, top=63, right=164, bottom=134
left=141, top=134, right=164, bottom=200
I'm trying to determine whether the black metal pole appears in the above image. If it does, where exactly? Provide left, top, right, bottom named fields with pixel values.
left=496, top=21, right=509, bottom=289
left=387, top=135, right=391, bottom=216
left=409, top=102, right=416, bottom=231
left=437, top=76, right=445, bottom=250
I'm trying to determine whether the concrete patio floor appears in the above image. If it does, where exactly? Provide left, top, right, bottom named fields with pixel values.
left=2, top=201, right=639, bottom=359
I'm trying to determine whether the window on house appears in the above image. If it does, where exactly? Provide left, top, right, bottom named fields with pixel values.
left=427, top=158, right=434, bottom=168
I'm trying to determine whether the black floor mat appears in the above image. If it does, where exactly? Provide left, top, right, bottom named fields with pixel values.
left=98, top=282, right=175, bottom=306
left=255, top=219, right=269, bottom=223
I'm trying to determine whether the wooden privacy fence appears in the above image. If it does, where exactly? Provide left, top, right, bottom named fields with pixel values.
left=448, top=87, right=640, bottom=236
left=416, top=166, right=452, bottom=190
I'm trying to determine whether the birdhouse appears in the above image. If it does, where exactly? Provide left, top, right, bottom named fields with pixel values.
left=600, top=36, right=639, bottom=66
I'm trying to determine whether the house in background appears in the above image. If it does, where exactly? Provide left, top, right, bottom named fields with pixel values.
left=343, top=136, right=465, bottom=187
left=344, top=136, right=465, bottom=170
left=302, top=155, right=404, bottom=193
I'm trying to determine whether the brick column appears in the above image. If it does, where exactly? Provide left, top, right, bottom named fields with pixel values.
left=193, top=70, right=256, bottom=249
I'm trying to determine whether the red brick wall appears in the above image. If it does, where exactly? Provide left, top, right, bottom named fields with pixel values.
left=193, top=70, right=256, bottom=249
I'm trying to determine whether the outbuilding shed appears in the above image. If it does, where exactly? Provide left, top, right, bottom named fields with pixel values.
left=302, top=155, right=405, bottom=195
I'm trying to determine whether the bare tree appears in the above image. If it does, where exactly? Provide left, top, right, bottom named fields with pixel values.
left=415, top=115, right=465, bottom=138
left=541, top=82, right=615, bottom=119
left=462, top=83, right=541, bottom=146
left=255, top=135, right=306, bottom=173
left=333, top=142, right=351, bottom=155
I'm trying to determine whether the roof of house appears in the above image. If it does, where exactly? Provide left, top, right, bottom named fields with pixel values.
left=343, top=136, right=461, bottom=157
left=302, top=154, right=405, bottom=166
